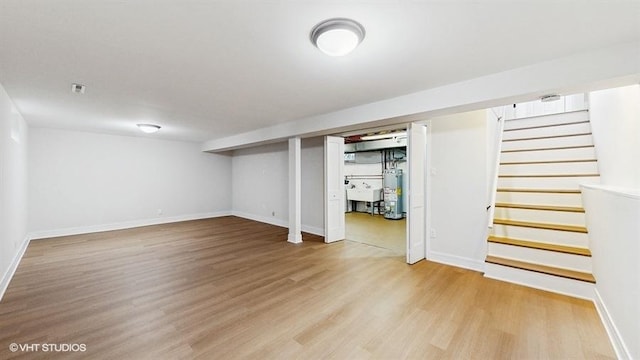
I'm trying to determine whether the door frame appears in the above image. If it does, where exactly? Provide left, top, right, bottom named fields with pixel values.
left=324, top=135, right=346, bottom=243
left=323, top=122, right=431, bottom=263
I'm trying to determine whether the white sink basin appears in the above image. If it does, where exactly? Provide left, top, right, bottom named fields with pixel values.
left=346, top=188, right=382, bottom=202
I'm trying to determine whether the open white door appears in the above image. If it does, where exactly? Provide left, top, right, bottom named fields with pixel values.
left=407, top=123, right=427, bottom=264
left=324, top=136, right=345, bottom=243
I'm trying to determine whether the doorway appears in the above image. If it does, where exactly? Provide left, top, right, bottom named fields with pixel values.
left=343, top=130, right=407, bottom=254
left=325, top=122, right=428, bottom=264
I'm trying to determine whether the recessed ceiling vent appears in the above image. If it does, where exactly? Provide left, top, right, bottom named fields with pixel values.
left=71, top=83, right=86, bottom=94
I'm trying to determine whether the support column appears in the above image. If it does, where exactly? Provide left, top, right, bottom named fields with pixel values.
left=288, top=137, right=302, bottom=243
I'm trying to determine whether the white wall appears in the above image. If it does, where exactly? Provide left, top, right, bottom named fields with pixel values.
left=301, top=137, right=324, bottom=234
left=582, top=186, right=639, bottom=360
left=590, top=84, right=640, bottom=188
left=428, top=110, right=488, bottom=271
left=583, top=84, right=640, bottom=360
left=29, top=128, right=232, bottom=237
left=0, top=83, right=29, bottom=298
left=232, top=141, right=289, bottom=226
left=231, top=138, right=324, bottom=236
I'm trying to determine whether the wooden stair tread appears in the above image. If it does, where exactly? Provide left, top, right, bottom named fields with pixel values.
left=494, top=202, right=584, bottom=212
left=499, top=173, right=599, bottom=178
left=493, top=218, right=587, bottom=233
left=485, top=255, right=596, bottom=283
left=504, top=120, right=590, bottom=132
left=488, top=235, right=591, bottom=256
left=501, top=159, right=597, bottom=165
left=502, top=145, right=594, bottom=153
left=497, top=188, right=581, bottom=194
left=503, top=132, right=592, bottom=142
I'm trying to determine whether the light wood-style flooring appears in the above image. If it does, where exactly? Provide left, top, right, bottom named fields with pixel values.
left=345, top=212, right=406, bottom=254
left=0, top=217, right=614, bottom=359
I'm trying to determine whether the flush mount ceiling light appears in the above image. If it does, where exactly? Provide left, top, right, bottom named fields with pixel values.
left=310, top=18, right=365, bottom=57
left=540, top=94, right=562, bottom=102
left=137, top=124, right=161, bottom=134
left=71, top=83, right=86, bottom=94
left=361, top=131, right=406, bottom=141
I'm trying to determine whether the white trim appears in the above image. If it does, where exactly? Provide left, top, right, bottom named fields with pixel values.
left=424, top=121, right=432, bottom=260
left=231, top=210, right=288, bottom=228
left=581, top=184, right=640, bottom=200
left=301, top=225, right=324, bottom=237
left=0, top=235, right=31, bottom=302
left=406, top=122, right=427, bottom=264
left=594, top=289, right=632, bottom=360
left=484, top=262, right=595, bottom=301
left=28, top=211, right=232, bottom=240
left=232, top=211, right=324, bottom=238
left=324, top=136, right=346, bottom=243
left=427, top=250, right=485, bottom=272
left=287, top=233, right=303, bottom=244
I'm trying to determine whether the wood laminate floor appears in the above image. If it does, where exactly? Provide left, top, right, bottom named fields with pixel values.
left=0, top=217, right=614, bottom=359
left=345, top=212, right=406, bottom=254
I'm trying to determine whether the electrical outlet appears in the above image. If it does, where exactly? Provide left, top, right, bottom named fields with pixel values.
left=430, top=229, right=436, bottom=238
left=430, top=167, right=437, bottom=176
left=157, top=208, right=163, bottom=215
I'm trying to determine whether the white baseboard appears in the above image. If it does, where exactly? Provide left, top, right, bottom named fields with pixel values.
left=427, top=250, right=485, bottom=272
left=29, top=211, right=232, bottom=240
left=231, top=211, right=325, bottom=238
left=0, top=235, right=31, bottom=302
left=231, top=211, right=288, bottom=228
left=302, top=225, right=324, bottom=237
left=594, top=289, right=632, bottom=360
left=288, top=233, right=303, bottom=244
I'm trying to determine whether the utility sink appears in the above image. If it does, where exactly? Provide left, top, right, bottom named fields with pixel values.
left=346, top=187, right=382, bottom=202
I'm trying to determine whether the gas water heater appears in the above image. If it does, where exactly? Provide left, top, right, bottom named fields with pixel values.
left=383, top=169, right=403, bottom=220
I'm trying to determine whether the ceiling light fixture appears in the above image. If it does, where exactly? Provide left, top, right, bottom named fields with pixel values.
left=361, top=132, right=406, bottom=141
left=310, top=18, right=365, bottom=57
left=137, top=124, right=161, bottom=134
left=71, top=83, right=86, bottom=94
left=540, top=94, right=561, bottom=102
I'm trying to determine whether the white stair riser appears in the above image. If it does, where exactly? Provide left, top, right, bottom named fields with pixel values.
left=494, top=207, right=586, bottom=226
left=499, top=161, right=598, bottom=176
left=496, top=192, right=583, bottom=207
left=487, top=243, right=592, bottom=272
left=502, top=134, right=593, bottom=152
left=491, top=224, right=589, bottom=247
left=484, top=263, right=595, bottom=300
left=503, top=110, right=589, bottom=131
left=502, top=122, right=591, bottom=141
left=500, top=146, right=596, bottom=163
left=498, top=176, right=600, bottom=189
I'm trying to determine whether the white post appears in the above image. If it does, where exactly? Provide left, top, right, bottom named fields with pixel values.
left=288, top=137, right=302, bottom=243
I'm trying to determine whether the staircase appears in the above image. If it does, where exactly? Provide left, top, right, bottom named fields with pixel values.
left=484, top=109, right=599, bottom=299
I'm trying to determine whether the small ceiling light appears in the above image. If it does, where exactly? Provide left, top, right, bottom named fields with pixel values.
left=71, top=83, right=86, bottom=94
left=540, top=94, right=561, bottom=102
left=311, top=18, right=365, bottom=57
left=361, top=131, right=406, bottom=141
left=137, top=124, right=161, bottom=134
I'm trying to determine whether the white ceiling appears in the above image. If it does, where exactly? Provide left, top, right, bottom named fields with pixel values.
left=1, top=1, right=639, bottom=142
